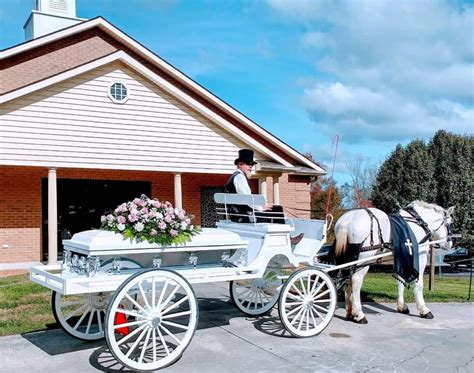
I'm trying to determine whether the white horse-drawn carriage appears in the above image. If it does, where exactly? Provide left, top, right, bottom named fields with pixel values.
left=29, top=193, right=454, bottom=371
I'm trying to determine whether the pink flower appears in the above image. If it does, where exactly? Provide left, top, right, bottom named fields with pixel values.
left=158, top=221, right=166, bottom=230
left=185, top=218, right=191, bottom=224
left=117, top=216, right=126, bottom=224
left=133, top=198, right=142, bottom=205
left=164, top=215, right=172, bottom=223
left=141, top=207, right=149, bottom=215
left=128, top=213, right=138, bottom=223
left=170, top=229, right=178, bottom=237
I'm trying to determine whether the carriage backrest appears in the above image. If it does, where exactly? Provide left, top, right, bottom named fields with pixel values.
left=213, top=193, right=267, bottom=223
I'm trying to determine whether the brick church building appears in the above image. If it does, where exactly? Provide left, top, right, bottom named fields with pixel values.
left=0, top=0, right=325, bottom=265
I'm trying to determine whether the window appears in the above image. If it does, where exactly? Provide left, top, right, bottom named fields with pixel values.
left=108, top=82, right=129, bottom=103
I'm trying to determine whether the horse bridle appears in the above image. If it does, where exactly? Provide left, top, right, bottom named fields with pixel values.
left=403, top=205, right=453, bottom=246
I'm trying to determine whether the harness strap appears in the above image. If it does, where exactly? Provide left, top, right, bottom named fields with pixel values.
left=403, top=206, right=432, bottom=244
left=364, top=208, right=385, bottom=247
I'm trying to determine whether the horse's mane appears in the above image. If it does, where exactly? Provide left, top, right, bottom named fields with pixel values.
left=409, top=200, right=445, bottom=214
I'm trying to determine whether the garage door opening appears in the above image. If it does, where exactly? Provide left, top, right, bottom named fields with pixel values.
left=41, top=179, right=151, bottom=261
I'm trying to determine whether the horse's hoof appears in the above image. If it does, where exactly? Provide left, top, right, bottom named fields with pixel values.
left=421, top=311, right=434, bottom=319
left=352, top=316, right=368, bottom=324
left=398, top=306, right=410, bottom=314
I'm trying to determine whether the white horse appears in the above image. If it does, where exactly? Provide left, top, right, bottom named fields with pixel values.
left=334, top=201, right=454, bottom=323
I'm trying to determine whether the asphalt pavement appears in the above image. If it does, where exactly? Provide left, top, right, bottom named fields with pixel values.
left=0, top=282, right=473, bottom=372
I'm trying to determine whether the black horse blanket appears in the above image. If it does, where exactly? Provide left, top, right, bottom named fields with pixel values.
left=389, top=213, right=419, bottom=285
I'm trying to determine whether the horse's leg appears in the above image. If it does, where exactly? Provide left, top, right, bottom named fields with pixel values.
left=415, top=252, right=433, bottom=318
left=350, top=266, right=369, bottom=324
left=397, top=282, right=409, bottom=314
left=344, top=278, right=353, bottom=321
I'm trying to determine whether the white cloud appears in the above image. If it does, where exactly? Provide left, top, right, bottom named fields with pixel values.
left=267, top=0, right=474, bottom=143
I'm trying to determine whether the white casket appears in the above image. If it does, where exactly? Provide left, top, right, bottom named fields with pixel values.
left=63, top=228, right=247, bottom=256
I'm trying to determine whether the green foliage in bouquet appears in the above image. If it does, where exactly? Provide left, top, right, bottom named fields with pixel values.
left=100, top=194, right=200, bottom=246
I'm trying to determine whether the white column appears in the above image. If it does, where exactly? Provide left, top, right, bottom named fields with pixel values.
left=174, top=173, right=182, bottom=209
left=258, top=177, right=267, bottom=199
left=273, top=176, right=280, bottom=205
left=48, top=168, right=58, bottom=264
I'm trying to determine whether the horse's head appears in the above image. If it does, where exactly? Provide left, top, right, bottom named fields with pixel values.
left=408, top=202, right=455, bottom=250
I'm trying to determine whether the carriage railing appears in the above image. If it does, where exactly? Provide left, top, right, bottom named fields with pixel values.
left=213, top=193, right=291, bottom=226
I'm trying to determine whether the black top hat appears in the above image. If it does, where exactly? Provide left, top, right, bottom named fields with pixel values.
left=234, top=149, right=257, bottom=165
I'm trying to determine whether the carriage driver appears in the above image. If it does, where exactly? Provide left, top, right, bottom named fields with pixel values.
left=224, top=149, right=304, bottom=246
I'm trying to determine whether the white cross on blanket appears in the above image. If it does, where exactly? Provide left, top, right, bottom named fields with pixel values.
left=404, top=239, right=413, bottom=256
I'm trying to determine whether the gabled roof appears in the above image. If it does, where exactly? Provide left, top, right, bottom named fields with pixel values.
left=0, top=17, right=325, bottom=174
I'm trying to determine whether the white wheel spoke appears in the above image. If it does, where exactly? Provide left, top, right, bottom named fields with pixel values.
left=285, top=303, right=304, bottom=317
left=306, top=308, right=310, bottom=331
left=285, top=301, right=303, bottom=306
left=309, top=307, right=318, bottom=326
left=85, top=308, right=94, bottom=334
left=156, top=325, right=171, bottom=356
left=152, top=328, right=157, bottom=362
left=161, top=295, right=189, bottom=316
left=125, top=293, right=148, bottom=315
left=152, top=277, right=156, bottom=308
left=160, top=324, right=182, bottom=346
left=116, top=308, right=148, bottom=319
left=97, top=310, right=103, bottom=333
left=113, top=319, right=148, bottom=330
left=117, top=323, right=148, bottom=346
left=253, top=290, right=258, bottom=310
left=314, top=298, right=331, bottom=304
left=297, top=309, right=306, bottom=330
left=158, top=284, right=180, bottom=312
left=314, top=288, right=330, bottom=300
left=311, top=305, right=326, bottom=319
left=138, top=328, right=152, bottom=364
left=138, top=282, right=152, bottom=311
left=161, top=320, right=189, bottom=330
left=310, top=275, right=320, bottom=294
left=73, top=306, right=91, bottom=329
left=290, top=307, right=305, bottom=326
left=290, top=284, right=304, bottom=298
left=237, top=288, right=253, bottom=300
left=125, top=326, right=149, bottom=358
left=156, top=278, right=169, bottom=308
left=314, top=304, right=329, bottom=313
left=286, top=292, right=302, bottom=301
left=64, top=303, right=87, bottom=321
left=299, top=277, right=307, bottom=295
left=162, top=310, right=192, bottom=319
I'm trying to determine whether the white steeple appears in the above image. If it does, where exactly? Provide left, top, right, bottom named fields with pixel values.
left=24, top=0, right=86, bottom=41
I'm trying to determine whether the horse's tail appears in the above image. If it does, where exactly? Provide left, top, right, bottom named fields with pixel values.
left=334, top=219, right=349, bottom=257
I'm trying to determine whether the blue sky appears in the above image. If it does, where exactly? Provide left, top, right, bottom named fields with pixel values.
left=1, top=0, right=473, bottom=184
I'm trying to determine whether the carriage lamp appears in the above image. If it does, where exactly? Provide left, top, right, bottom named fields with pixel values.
left=221, top=251, right=230, bottom=264
left=112, top=257, right=122, bottom=274
left=188, top=253, right=198, bottom=269
left=152, top=255, right=162, bottom=268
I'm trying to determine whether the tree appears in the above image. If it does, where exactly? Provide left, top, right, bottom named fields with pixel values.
left=344, top=159, right=379, bottom=208
left=371, top=130, right=473, bottom=247
left=429, top=131, right=473, bottom=247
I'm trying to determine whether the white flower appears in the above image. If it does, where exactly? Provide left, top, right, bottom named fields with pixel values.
left=134, top=222, right=145, bottom=232
left=100, top=215, right=106, bottom=223
left=117, top=223, right=126, bottom=231
left=180, top=221, right=188, bottom=230
left=156, top=212, right=163, bottom=219
left=107, top=214, right=115, bottom=222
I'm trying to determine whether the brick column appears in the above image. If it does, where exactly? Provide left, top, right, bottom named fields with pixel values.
left=48, top=168, right=58, bottom=264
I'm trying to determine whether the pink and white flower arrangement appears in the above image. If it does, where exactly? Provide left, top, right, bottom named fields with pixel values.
left=101, top=194, right=200, bottom=245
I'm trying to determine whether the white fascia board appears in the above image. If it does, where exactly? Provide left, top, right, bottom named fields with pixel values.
left=0, top=51, right=292, bottom=167
left=1, top=17, right=323, bottom=172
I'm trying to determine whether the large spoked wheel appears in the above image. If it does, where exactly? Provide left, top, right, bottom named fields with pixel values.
left=278, top=267, right=336, bottom=337
left=52, top=257, right=142, bottom=341
left=52, top=291, right=111, bottom=340
left=105, top=269, right=198, bottom=371
left=230, top=260, right=283, bottom=316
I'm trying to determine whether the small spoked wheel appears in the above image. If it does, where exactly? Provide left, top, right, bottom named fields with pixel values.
left=105, top=269, right=198, bottom=371
left=52, top=291, right=112, bottom=340
left=230, top=261, right=283, bottom=316
left=278, top=267, right=336, bottom=337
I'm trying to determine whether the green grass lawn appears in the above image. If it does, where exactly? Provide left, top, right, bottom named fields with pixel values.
left=0, top=272, right=472, bottom=337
